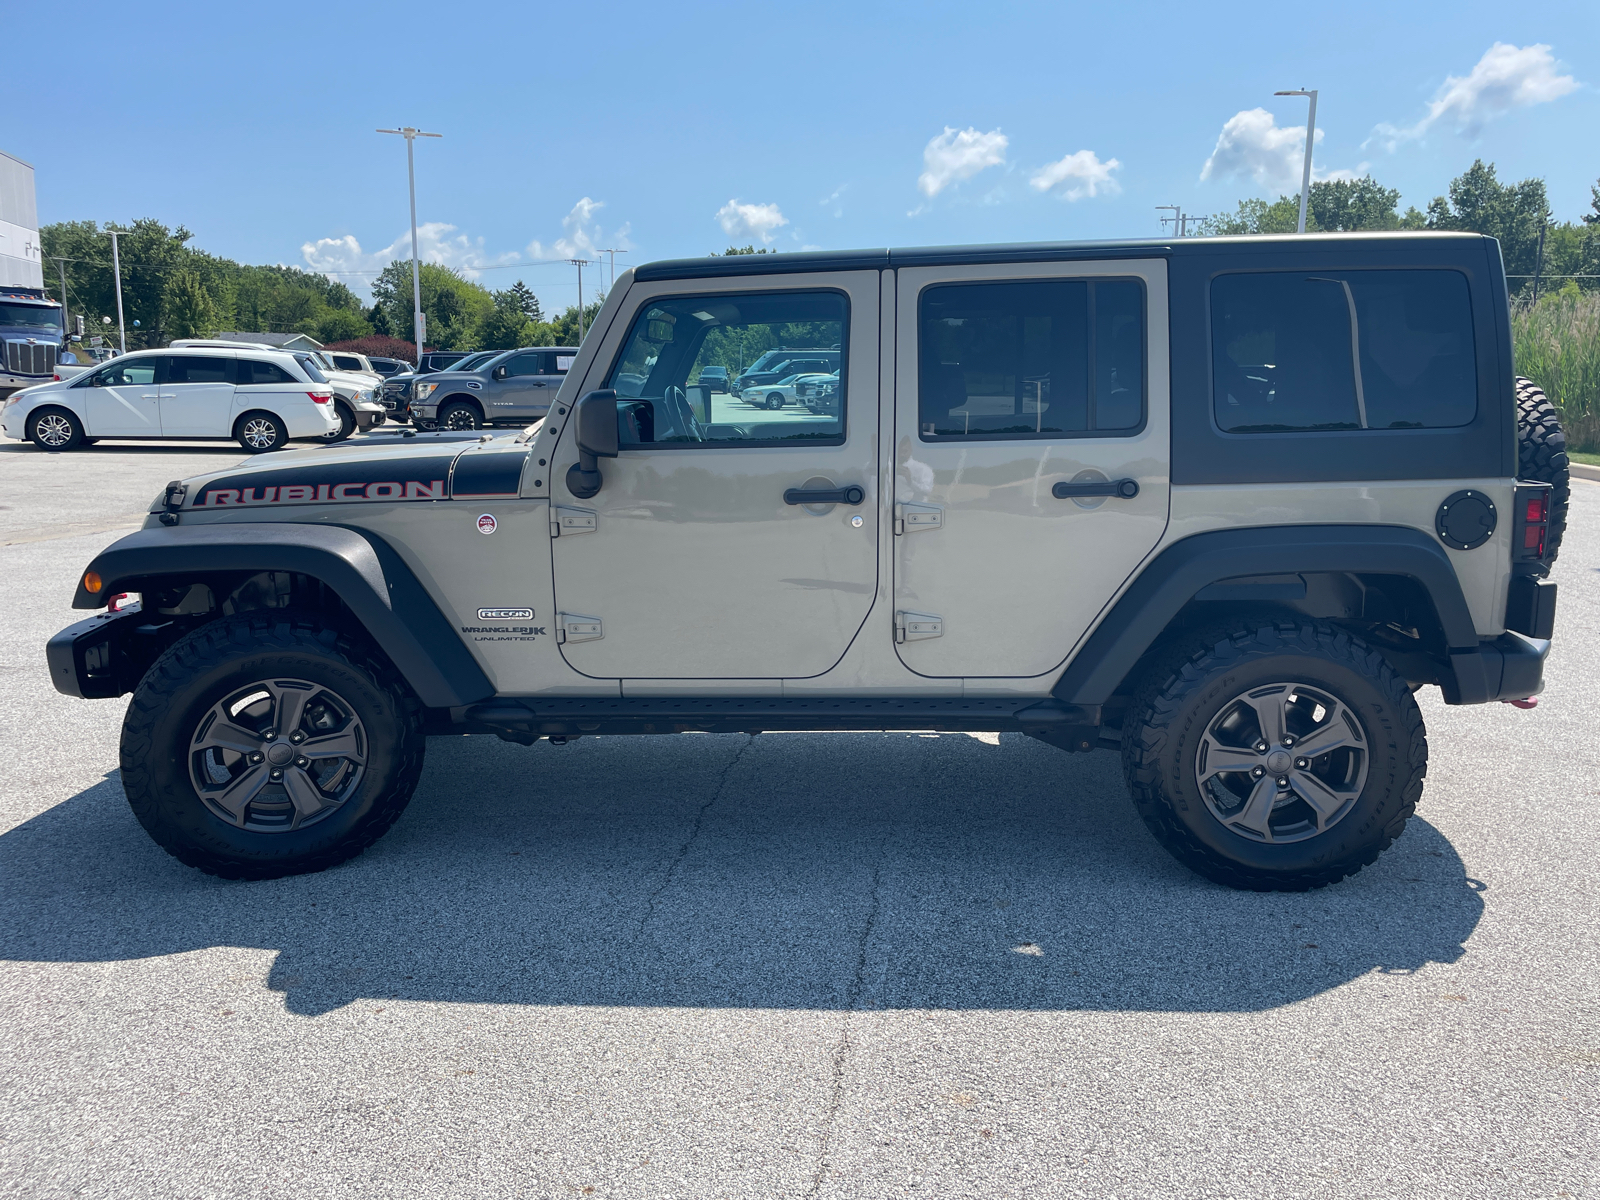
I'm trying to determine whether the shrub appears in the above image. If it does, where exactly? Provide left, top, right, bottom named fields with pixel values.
left=323, top=335, right=418, bottom=361
left=1513, top=287, right=1600, bottom=451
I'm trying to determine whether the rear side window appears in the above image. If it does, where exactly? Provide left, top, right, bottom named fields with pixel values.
left=1212, top=270, right=1476, bottom=433
left=240, top=359, right=298, bottom=385
left=294, top=354, right=328, bottom=384
left=165, top=355, right=232, bottom=384
left=918, top=278, right=1145, bottom=440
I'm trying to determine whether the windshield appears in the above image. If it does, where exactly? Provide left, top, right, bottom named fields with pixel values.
left=0, top=302, right=63, bottom=331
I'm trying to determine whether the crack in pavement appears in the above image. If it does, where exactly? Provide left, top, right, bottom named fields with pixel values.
left=805, top=850, right=885, bottom=1199
left=635, top=734, right=754, bottom=938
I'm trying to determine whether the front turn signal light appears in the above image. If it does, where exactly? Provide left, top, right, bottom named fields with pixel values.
left=83, top=571, right=103, bottom=594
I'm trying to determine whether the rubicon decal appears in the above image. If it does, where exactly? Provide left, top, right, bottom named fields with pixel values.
left=196, top=479, right=447, bottom=507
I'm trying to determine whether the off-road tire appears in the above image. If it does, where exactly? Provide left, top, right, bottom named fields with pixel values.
left=439, top=400, right=483, bottom=431
left=1514, top=376, right=1569, bottom=563
left=27, top=406, right=84, bottom=451
left=120, top=615, right=426, bottom=880
left=1121, top=618, right=1427, bottom=891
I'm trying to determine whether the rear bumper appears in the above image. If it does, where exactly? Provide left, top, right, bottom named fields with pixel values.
left=1443, top=632, right=1549, bottom=704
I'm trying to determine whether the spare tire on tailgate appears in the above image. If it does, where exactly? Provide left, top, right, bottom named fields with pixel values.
left=1514, top=375, right=1570, bottom=564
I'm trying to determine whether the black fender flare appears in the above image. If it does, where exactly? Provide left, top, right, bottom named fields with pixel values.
left=1052, top=524, right=1481, bottom=706
left=71, top=523, right=492, bottom=708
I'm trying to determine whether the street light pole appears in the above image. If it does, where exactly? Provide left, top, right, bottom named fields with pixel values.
left=569, top=259, right=587, bottom=343
left=1274, top=89, right=1318, bottom=234
left=377, top=127, right=442, bottom=367
left=599, top=247, right=628, bottom=291
left=105, top=229, right=128, bottom=354
left=50, top=257, right=70, bottom=340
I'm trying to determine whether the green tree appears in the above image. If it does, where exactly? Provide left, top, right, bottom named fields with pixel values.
left=505, top=280, right=542, bottom=322
left=1424, top=159, right=1549, bottom=279
left=713, top=245, right=770, bottom=256
left=162, top=268, right=220, bottom=339
left=479, top=288, right=536, bottom=350
left=316, top=308, right=372, bottom=344
left=370, top=261, right=493, bottom=348
left=546, top=298, right=605, bottom=346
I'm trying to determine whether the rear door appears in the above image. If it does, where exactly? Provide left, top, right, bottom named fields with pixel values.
left=159, top=354, right=237, bottom=436
left=549, top=274, right=879, bottom=679
left=82, top=357, right=162, bottom=436
left=892, top=259, right=1171, bottom=678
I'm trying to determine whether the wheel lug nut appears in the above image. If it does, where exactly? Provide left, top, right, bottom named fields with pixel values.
left=1295, top=758, right=1309, bottom=770
left=269, top=769, right=283, bottom=781
left=289, top=732, right=305, bottom=744
left=296, top=757, right=309, bottom=768
left=1282, top=737, right=1294, bottom=747
left=1276, top=776, right=1289, bottom=787
left=1252, top=767, right=1265, bottom=778
left=249, top=752, right=263, bottom=764
left=263, top=730, right=277, bottom=741
left=1254, top=742, right=1267, bottom=753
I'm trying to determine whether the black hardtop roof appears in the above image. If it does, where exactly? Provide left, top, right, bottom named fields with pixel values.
left=633, top=232, right=1495, bottom=282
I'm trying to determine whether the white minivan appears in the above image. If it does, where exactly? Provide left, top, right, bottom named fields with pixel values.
left=0, top=346, right=340, bottom=452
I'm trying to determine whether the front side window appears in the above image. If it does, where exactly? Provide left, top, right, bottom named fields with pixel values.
left=605, top=291, right=847, bottom=447
left=89, top=359, right=158, bottom=387
left=503, top=352, right=542, bottom=376
left=918, top=279, right=1145, bottom=440
left=165, top=355, right=232, bottom=384
left=1212, top=270, right=1477, bottom=433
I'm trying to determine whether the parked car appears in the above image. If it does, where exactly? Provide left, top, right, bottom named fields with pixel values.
left=52, top=349, right=95, bottom=384
left=46, top=233, right=1568, bottom=896
left=380, top=350, right=503, bottom=427
left=1, top=346, right=338, bottom=451
left=741, top=371, right=836, bottom=411
left=409, top=346, right=577, bottom=430
left=796, top=372, right=840, bottom=414
left=171, top=341, right=386, bottom=441
left=732, top=347, right=840, bottom=397
left=367, top=357, right=410, bottom=378
left=417, top=351, right=469, bottom=374
left=695, top=365, right=730, bottom=393
left=327, top=351, right=383, bottom=378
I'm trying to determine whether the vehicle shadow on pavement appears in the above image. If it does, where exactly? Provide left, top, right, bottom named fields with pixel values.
left=0, top=732, right=1483, bottom=1017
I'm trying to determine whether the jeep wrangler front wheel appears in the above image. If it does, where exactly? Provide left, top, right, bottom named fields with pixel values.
left=119, top=616, right=425, bottom=880
left=1122, top=619, right=1427, bottom=891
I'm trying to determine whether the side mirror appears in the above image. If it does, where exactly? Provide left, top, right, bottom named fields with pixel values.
left=565, top=390, right=619, bottom=499
left=492, top=365, right=507, bottom=379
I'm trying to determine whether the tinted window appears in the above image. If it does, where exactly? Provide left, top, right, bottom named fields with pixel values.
left=606, top=291, right=847, bottom=447
left=240, top=359, right=298, bottom=385
left=294, top=354, right=328, bottom=384
left=1212, top=270, right=1476, bottom=433
left=918, top=279, right=1145, bottom=440
left=165, top=355, right=233, bottom=384
left=504, top=353, right=542, bottom=377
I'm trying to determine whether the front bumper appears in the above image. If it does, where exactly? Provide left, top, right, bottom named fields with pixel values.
left=47, top=606, right=164, bottom=698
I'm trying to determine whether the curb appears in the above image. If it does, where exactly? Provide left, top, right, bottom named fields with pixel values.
left=1571, top=461, right=1600, bottom=483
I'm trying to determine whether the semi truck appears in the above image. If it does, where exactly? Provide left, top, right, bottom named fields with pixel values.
left=1, top=149, right=65, bottom=399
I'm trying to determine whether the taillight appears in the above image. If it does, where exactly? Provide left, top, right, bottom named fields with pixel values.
left=308, top=390, right=332, bottom=404
left=1512, top=482, right=1554, bottom=569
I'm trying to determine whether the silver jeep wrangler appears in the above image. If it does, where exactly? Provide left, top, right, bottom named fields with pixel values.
left=48, top=233, right=1568, bottom=891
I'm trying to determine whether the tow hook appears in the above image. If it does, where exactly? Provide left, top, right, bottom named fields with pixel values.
left=1504, top=697, right=1539, bottom=710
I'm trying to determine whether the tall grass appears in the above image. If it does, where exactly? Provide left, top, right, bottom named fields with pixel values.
left=1513, top=288, right=1600, bottom=452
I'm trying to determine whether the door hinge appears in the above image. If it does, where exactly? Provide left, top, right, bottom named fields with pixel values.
left=893, top=502, right=942, bottom=536
left=550, top=506, right=597, bottom=537
left=556, top=613, right=603, bottom=644
left=894, top=611, right=943, bottom=643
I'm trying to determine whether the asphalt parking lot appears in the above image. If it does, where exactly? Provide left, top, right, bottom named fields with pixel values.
left=1, top=435, right=1595, bottom=1199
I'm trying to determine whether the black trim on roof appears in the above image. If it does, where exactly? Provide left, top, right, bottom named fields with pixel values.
left=630, top=232, right=1496, bottom=282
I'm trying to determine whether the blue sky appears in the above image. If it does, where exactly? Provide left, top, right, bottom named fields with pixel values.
left=14, top=0, right=1598, bottom=315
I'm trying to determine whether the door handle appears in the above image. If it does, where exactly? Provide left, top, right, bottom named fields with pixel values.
left=1052, top=479, right=1140, bottom=500
left=784, top=485, right=864, bottom=506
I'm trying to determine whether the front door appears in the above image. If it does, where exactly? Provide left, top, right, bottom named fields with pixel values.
left=485, top=351, right=545, bottom=421
left=83, top=358, right=161, bottom=436
left=549, top=275, right=879, bottom=679
left=892, top=260, right=1171, bottom=678
left=159, top=354, right=237, bottom=436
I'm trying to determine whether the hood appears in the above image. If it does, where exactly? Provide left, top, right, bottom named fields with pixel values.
left=154, top=432, right=530, bottom=513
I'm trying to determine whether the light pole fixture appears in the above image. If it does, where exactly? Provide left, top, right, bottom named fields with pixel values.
left=569, top=259, right=588, bottom=343
left=103, top=229, right=128, bottom=354
left=598, top=247, right=628, bottom=291
left=377, top=127, right=442, bottom=365
left=1274, top=89, right=1317, bottom=234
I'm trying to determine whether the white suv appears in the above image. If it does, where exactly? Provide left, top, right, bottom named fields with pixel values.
left=0, top=346, right=340, bottom=452
left=171, top=341, right=386, bottom=441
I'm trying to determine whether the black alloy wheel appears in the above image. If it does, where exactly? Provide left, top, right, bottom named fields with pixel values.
left=439, top=401, right=483, bottom=431
left=120, top=615, right=425, bottom=880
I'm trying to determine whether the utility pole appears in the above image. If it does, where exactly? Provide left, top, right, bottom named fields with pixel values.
left=1274, top=89, right=1318, bottom=234
left=49, top=257, right=70, bottom=339
left=377, top=126, right=443, bottom=365
left=599, top=247, right=628, bottom=291
left=1156, top=206, right=1180, bottom=237
left=569, top=259, right=587, bottom=343
left=105, top=229, right=128, bottom=354
left=1533, top=209, right=1550, bottom=303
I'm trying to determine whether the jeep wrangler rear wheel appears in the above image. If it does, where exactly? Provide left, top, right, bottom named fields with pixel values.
left=120, top=615, right=425, bottom=880
left=1122, top=618, right=1427, bottom=891
left=1514, top=376, right=1570, bottom=563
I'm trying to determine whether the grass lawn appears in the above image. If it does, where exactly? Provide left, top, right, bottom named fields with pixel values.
left=1571, top=450, right=1600, bottom=466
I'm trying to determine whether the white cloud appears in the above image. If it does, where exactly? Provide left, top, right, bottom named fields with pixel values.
left=917, top=127, right=1008, bottom=198
left=527, top=196, right=631, bottom=262
left=1200, top=108, right=1324, bottom=190
left=715, top=199, right=789, bottom=243
left=820, top=184, right=848, bottom=217
left=1030, top=149, right=1122, bottom=200
left=1369, top=42, right=1578, bottom=149
left=301, top=223, right=518, bottom=299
